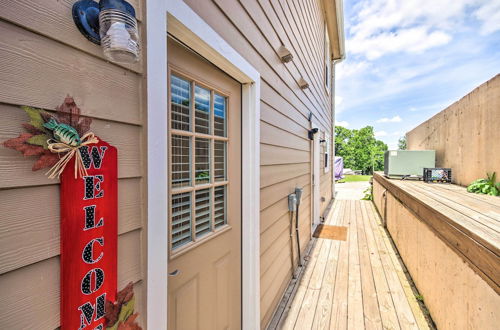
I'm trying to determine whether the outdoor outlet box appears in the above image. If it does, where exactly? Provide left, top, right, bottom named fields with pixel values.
left=288, top=193, right=297, bottom=212
left=384, top=150, right=436, bottom=178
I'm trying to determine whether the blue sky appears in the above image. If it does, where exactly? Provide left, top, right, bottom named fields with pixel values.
left=335, top=0, right=500, bottom=149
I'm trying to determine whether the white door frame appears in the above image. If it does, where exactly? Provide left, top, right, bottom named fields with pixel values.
left=146, top=1, right=261, bottom=329
left=311, top=122, right=321, bottom=233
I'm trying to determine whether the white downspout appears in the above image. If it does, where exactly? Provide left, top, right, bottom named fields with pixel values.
left=331, top=58, right=343, bottom=199
left=331, top=0, right=345, bottom=199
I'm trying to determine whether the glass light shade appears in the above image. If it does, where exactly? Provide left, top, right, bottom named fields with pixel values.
left=99, top=8, right=139, bottom=63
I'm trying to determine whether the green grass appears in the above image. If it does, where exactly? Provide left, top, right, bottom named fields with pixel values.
left=338, top=175, right=372, bottom=183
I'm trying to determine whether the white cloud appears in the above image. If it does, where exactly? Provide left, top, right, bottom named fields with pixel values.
left=351, top=0, right=475, bottom=37
left=335, top=120, right=350, bottom=128
left=336, top=0, right=500, bottom=131
left=375, top=130, right=388, bottom=137
left=337, top=61, right=371, bottom=79
left=345, top=0, right=498, bottom=60
left=376, top=115, right=402, bottom=123
left=349, top=27, right=451, bottom=60
left=473, top=1, right=500, bottom=35
left=335, top=95, right=344, bottom=107
left=387, top=142, right=399, bottom=150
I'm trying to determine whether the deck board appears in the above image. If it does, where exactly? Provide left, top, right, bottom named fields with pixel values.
left=311, top=201, right=345, bottom=329
left=276, top=199, right=430, bottom=330
left=357, top=202, right=382, bottom=329
left=347, top=201, right=364, bottom=329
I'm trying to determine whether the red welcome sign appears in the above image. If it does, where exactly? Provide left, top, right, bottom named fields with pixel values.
left=60, top=139, right=118, bottom=329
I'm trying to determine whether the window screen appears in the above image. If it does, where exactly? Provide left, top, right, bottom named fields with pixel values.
left=171, top=192, right=192, bottom=249
left=171, top=75, right=191, bottom=131
left=169, top=73, right=230, bottom=252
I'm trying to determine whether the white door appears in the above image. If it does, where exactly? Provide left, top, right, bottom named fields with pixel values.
left=311, top=123, right=321, bottom=232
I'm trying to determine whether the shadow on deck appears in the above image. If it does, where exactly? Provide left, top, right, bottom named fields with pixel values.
left=270, top=199, right=432, bottom=330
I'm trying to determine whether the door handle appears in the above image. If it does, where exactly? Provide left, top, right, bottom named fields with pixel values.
left=169, top=269, right=181, bottom=276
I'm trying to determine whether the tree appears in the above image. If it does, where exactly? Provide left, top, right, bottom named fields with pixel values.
left=334, top=125, right=388, bottom=174
left=334, top=126, right=352, bottom=156
left=398, top=136, right=407, bottom=150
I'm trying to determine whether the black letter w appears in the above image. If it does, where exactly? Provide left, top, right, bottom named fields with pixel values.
left=80, top=146, right=108, bottom=169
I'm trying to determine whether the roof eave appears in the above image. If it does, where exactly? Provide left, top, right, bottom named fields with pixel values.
left=322, top=0, right=346, bottom=61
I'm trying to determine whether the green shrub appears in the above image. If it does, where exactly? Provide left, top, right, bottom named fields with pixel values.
left=467, top=172, right=500, bottom=196
left=361, top=186, right=373, bottom=201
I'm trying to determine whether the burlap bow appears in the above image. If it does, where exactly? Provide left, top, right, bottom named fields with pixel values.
left=45, top=132, right=99, bottom=179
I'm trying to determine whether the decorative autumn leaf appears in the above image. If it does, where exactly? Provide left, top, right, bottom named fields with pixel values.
left=77, top=116, right=92, bottom=136
left=3, top=133, right=33, bottom=150
left=54, top=96, right=93, bottom=136
left=105, top=282, right=135, bottom=328
left=32, top=150, right=59, bottom=171
left=117, top=313, right=142, bottom=330
left=105, top=300, right=120, bottom=327
left=118, top=297, right=135, bottom=325
left=54, top=98, right=72, bottom=126
left=57, top=96, right=81, bottom=128
left=117, top=282, right=134, bottom=305
left=107, top=297, right=135, bottom=330
left=27, top=134, right=50, bottom=149
left=3, top=132, right=46, bottom=158
left=22, top=144, right=46, bottom=157
left=21, top=106, right=46, bottom=130
left=2, top=96, right=94, bottom=173
left=22, top=123, right=45, bottom=135
left=40, top=111, right=56, bottom=125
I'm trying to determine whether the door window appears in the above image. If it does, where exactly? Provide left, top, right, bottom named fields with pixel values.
left=169, top=74, right=229, bottom=252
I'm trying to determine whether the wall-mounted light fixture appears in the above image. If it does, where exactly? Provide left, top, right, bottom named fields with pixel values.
left=298, top=77, right=309, bottom=90
left=308, top=128, right=319, bottom=140
left=73, top=0, right=140, bottom=64
left=277, top=45, right=293, bottom=63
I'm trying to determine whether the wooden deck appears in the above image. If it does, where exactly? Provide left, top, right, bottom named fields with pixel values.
left=273, top=200, right=431, bottom=330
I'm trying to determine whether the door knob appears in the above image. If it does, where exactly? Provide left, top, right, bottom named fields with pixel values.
left=169, top=269, right=181, bottom=276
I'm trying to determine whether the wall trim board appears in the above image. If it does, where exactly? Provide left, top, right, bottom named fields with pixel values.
left=146, top=0, right=168, bottom=328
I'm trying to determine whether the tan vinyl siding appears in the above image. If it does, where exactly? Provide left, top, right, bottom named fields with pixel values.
left=183, top=0, right=334, bottom=327
left=0, top=1, right=146, bottom=328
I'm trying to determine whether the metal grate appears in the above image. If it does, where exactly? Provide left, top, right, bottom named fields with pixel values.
left=171, top=192, right=192, bottom=249
left=214, top=93, right=226, bottom=137
left=171, top=75, right=191, bottom=131
left=214, top=186, right=226, bottom=228
left=172, top=135, right=191, bottom=187
left=214, top=140, right=226, bottom=181
left=195, top=138, right=210, bottom=184
left=195, top=85, right=211, bottom=134
left=195, top=189, right=212, bottom=238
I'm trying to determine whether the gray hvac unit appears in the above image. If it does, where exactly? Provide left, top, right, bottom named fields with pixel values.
left=384, top=150, right=436, bottom=178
